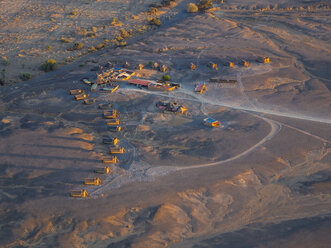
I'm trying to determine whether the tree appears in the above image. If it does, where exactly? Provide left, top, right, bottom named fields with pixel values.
left=187, top=3, right=199, bottom=13
left=197, top=0, right=213, bottom=10
left=40, top=59, right=57, bottom=72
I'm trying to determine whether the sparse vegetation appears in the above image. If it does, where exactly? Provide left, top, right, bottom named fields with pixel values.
left=120, top=29, right=130, bottom=38
left=96, top=43, right=105, bottom=49
left=60, top=37, right=70, bottom=43
left=91, top=27, right=97, bottom=33
left=149, top=17, right=161, bottom=26
left=88, top=46, right=96, bottom=52
left=187, top=3, right=199, bottom=13
left=19, top=73, right=32, bottom=81
left=111, top=17, right=122, bottom=26
left=118, top=41, right=127, bottom=47
left=69, top=11, right=77, bottom=16
left=148, top=7, right=158, bottom=15
left=197, top=0, right=213, bottom=10
left=116, top=36, right=123, bottom=41
left=72, top=42, right=84, bottom=50
left=40, top=59, right=57, bottom=72
left=162, top=74, right=170, bottom=81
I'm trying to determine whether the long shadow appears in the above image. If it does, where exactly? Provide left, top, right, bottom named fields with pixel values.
left=1, top=163, right=91, bottom=173
left=0, top=153, right=100, bottom=163
left=47, top=135, right=90, bottom=142
left=24, top=144, right=93, bottom=152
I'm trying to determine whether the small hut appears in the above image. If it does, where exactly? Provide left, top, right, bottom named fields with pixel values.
left=110, top=147, right=125, bottom=154
left=94, top=167, right=111, bottom=174
left=84, top=178, right=101, bottom=186
left=70, top=189, right=88, bottom=198
left=103, top=156, right=118, bottom=164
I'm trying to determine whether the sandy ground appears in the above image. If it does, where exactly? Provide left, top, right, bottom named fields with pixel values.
left=0, top=0, right=178, bottom=84
left=0, top=0, right=331, bottom=247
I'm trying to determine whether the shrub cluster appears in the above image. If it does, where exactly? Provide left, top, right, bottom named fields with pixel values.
left=72, top=42, right=84, bottom=50
left=197, top=0, right=213, bottom=10
left=40, top=59, right=57, bottom=72
left=149, top=17, right=161, bottom=26
left=187, top=3, right=198, bottom=13
left=162, top=75, right=170, bottom=81
left=19, top=73, right=32, bottom=81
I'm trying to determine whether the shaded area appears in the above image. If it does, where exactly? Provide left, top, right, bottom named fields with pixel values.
left=191, top=215, right=331, bottom=248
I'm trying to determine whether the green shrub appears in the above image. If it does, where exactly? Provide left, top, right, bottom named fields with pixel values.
left=187, top=3, right=199, bottom=13
left=96, top=43, right=105, bottom=49
left=162, top=74, right=170, bottom=81
left=88, top=46, right=96, bottom=52
left=91, top=26, right=97, bottom=33
left=148, top=7, right=158, bottom=15
left=149, top=17, right=161, bottom=26
left=40, top=59, right=57, bottom=72
left=197, top=0, right=213, bottom=10
left=73, top=42, right=84, bottom=50
left=120, top=29, right=130, bottom=38
left=20, top=73, right=32, bottom=81
left=61, top=37, right=70, bottom=43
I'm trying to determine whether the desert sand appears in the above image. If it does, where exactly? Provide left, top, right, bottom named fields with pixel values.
left=0, top=0, right=331, bottom=247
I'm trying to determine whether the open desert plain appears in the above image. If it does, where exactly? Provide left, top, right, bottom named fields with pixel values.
left=0, top=0, right=331, bottom=247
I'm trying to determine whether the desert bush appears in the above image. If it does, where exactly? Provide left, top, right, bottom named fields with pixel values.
left=40, top=59, right=56, bottom=72
left=187, top=3, right=198, bottom=13
left=120, top=29, right=130, bottom=38
left=115, top=36, right=123, bottom=41
left=96, top=43, right=105, bottom=49
left=19, top=73, right=32, bottom=81
left=149, top=17, right=161, bottom=26
left=61, top=37, right=70, bottom=43
left=111, top=17, right=122, bottom=26
left=88, top=46, right=96, bottom=52
left=148, top=7, right=158, bottom=15
left=198, top=0, right=213, bottom=10
left=118, top=41, right=127, bottom=47
left=69, top=11, right=77, bottom=16
left=91, top=27, right=97, bottom=33
left=162, top=75, right=170, bottom=81
left=111, top=17, right=118, bottom=24
left=73, top=42, right=84, bottom=50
